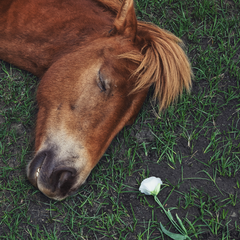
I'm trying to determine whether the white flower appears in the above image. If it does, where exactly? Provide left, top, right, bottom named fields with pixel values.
left=139, top=176, right=163, bottom=196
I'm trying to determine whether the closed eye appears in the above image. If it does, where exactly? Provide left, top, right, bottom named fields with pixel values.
left=97, top=70, right=106, bottom=92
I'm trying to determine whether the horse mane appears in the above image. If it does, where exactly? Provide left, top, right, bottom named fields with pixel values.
left=122, top=22, right=193, bottom=110
left=97, top=0, right=193, bottom=110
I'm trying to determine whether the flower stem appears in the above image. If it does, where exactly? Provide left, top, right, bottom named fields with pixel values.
left=154, top=195, right=187, bottom=236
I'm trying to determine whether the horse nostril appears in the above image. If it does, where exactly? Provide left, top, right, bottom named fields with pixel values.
left=58, top=171, right=72, bottom=189
left=50, top=166, right=77, bottom=193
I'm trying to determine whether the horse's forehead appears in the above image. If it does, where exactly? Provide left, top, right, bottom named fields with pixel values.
left=81, top=41, right=135, bottom=77
left=86, top=37, right=136, bottom=57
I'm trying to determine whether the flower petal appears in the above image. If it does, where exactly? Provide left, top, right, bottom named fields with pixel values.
left=139, top=176, right=162, bottom=196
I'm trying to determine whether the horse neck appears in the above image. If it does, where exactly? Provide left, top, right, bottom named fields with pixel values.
left=0, top=0, right=115, bottom=77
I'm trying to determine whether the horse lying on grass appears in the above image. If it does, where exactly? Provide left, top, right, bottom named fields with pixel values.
left=0, top=0, right=192, bottom=200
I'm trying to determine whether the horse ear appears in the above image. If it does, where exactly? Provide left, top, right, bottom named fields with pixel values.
left=112, top=0, right=137, bottom=40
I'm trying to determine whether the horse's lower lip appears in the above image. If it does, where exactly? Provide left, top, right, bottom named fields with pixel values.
left=28, top=151, right=47, bottom=187
left=35, top=167, right=41, bottom=189
left=34, top=165, right=44, bottom=188
left=36, top=167, right=41, bottom=178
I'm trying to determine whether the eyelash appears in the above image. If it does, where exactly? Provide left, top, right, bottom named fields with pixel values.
left=98, top=71, right=106, bottom=92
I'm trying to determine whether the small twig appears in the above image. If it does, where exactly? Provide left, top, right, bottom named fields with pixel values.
left=150, top=99, right=161, bottom=119
left=190, top=150, right=198, bottom=160
left=210, top=73, right=224, bottom=80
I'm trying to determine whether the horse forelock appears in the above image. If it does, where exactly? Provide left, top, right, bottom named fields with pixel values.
left=119, top=21, right=193, bottom=111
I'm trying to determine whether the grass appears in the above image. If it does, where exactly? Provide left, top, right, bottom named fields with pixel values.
left=0, top=0, right=240, bottom=239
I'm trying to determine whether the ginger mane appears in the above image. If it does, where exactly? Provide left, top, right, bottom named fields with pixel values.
left=125, top=22, right=193, bottom=110
left=97, top=0, right=193, bottom=110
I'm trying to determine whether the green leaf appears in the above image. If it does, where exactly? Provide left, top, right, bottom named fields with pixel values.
left=176, top=214, right=187, bottom=234
left=166, top=209, right=174, bottom=221
left=160, top=223, right=187, bottom=240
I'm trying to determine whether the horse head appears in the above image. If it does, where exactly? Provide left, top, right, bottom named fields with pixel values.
left=27, top=0, right=192, bottom=200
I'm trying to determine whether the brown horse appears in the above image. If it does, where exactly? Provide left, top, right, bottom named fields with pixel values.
left=0, top=0, right=192, bottom=200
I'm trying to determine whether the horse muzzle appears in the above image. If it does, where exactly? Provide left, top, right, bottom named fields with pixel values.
left=27, top=149, right=81, bottom=200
